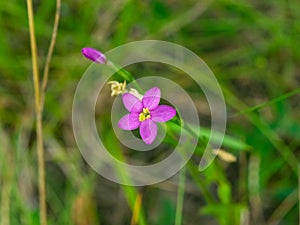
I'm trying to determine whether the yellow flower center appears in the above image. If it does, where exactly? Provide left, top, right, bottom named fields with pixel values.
left=139, top=108, right=151, bottom=122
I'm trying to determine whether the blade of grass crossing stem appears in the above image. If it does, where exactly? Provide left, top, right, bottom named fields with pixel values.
left=130, top=192, right=143, bottom=225
left=232, top=87, right=300, bottom=117
left=175, top=167, right=186, bottom=225
left=224, top=88, right=298, bottom=174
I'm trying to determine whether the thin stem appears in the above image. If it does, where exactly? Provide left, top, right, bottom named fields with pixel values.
left=26, top=0, right=40, bottom=109
left=232, top=87, right=300, bottom=117
left=41, top=0, right=61, bottom=110
left=130, top=191, right=143, bottom=225
left=186, top=161, right=215, bottom=204
left=175, top=167, right=186, bottom=225
left=266, top=189, right=297, bottom=225
left=106, top=60, right=143, bottom=93
left=224, top=88, right=298, bottom=174
left=26, top=1, right=47, bottom=225
left=108, top=139, right=147, bottom=225
left=107, top=60, right=134, bottom=82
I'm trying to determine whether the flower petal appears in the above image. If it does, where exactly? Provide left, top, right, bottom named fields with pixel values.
left=118, top=113, right=140, bottom=130
left=122, top=93, right=143, bottom=113
left=142, top=87, right=161, bottom=110
left=151, top=105, right=176, bottom=122
left=139, top=119, right=157, bottom=145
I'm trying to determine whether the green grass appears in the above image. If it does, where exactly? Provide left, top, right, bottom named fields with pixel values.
left=0, top=0, right=300, bottom=224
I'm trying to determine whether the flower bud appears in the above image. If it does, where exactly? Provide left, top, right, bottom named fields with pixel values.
left=81, top=47, right=106, bottom=64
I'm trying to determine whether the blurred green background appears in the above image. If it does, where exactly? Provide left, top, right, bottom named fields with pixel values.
left=0, top=0, right=299, bottom=225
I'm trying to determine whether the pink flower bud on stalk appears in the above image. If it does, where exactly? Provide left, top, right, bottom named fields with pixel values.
left=81, top=47, right=107, bottom=64
left=81, top=47, right=132, bottom=82
left=81, top=48, right=177, bottom=145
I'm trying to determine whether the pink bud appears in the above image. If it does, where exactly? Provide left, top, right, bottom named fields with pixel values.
left=81, top=47, right=106, bottom=64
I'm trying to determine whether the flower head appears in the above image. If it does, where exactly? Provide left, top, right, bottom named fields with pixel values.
left=82, top=47, right=106, bottom=64
left=118, top=87, right=176, bottom=145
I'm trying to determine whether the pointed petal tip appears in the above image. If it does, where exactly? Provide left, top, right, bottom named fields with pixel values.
left=143, top=138, right=154, bottom=145
left=139, top=120, right=158, bottom=145
left=118, top=113, right=140, bottom=130
left=142, top=87, right=161, bottom=110
left=151, top=105, right=176, bottom=122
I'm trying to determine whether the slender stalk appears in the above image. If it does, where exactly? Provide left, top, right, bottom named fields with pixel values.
left=266, top=189, right=297, bottom=225
left=26, top=1, right=47, bottom=224
left=130, top=191, right=143, bottom=225
left=109, top=142, right=147, bottom=225
left=107, top=60, right=134, bottom=82
left=224, top=88, right=298, bottom=174
left=106, top=60, right=143, bottom=93
left=232, top=87, right=300, bottom=117
left=186, top=161, right=215, bottom=204
left=175, top=167, right=186, bottom=225
left=41, top=0, right=61, bottom=110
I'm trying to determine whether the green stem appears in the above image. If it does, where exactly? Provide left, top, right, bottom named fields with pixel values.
left=104, top=132, right=147, bottom=225
left=186, top=161, right=215, bottom=204
left=175, top=167, right=186, bottom=225
left=224, top=88, right=298, bottom=174
left=107, top=60, right=134, bottom=82
left=106, top=60, right=143, bottom=93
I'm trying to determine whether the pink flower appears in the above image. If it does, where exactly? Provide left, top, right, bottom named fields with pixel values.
left=118, top=87, right=176, bottom=145
left=81, top=47, right=107, bottom=64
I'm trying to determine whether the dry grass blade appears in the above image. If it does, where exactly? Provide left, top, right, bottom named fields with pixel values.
left=26, top=0, right=47, bottom=224
left=213, top=149, right=237, bottom=163
left=266, top=189, right=298, bottom=225
left=41, top=0, right=61, bottom=110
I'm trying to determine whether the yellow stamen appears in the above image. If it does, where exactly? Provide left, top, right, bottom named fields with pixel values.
left=108, top=80, right=127, bottom=96
left=139, top=108, right=151, bottom=121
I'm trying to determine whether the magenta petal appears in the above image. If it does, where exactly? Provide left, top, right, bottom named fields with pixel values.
left=118, top=113, right=140, bottom=130
left=122, top=93, right=143, bottom=113
left=139, top=120, right=157, bottom=145
left=82, top=47, right=106, bottom=64
left=142, top=87, right=161, bottom=110
left=151, top=105, right=176, bottom=122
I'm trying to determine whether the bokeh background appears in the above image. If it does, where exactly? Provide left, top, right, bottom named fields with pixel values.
left=0, top=0, right=299, bottom=225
